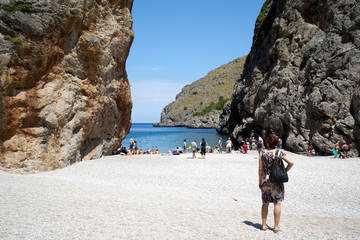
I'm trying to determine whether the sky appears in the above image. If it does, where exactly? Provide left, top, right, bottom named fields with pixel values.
left=126, top=0, right=265, bottom=123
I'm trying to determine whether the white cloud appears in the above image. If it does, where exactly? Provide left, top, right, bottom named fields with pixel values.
left=150, top=67, right=162, bottom=71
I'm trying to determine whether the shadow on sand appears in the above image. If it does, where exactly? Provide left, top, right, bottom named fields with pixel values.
left=242, top=220, right=262, bottom=230
left=242, top=220, right=276, bottom=231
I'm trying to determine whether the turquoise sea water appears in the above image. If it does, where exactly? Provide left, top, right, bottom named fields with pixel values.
left=121, top=123, right=229, bottom=153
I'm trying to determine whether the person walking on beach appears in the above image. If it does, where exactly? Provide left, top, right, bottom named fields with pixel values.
left=251, top=137, right=257, bottom=150
left=258, top=135, right=294, bottom=233
left=190, top=140, right=197, bottom=159
left=335, top=141, right=340, bottom=155
left=342, top=143, right=349, bottom=158
left=226, top=138, right=232, bottom=153
left=243, top=143, right=248, bottom=154
left=183, top=139, right=187, bottom=153
left=129, top=138, right=135, bottom=154
left=257, top=139, right=263, bottom=155
left=218, top=138, right=223, bottom=153
left=200, top=138, right=207, bottom=159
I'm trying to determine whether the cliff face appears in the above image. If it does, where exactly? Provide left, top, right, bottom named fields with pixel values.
left=155, top=56, right=246, bottom=129
left=0, top=0, right=134, bottom=173
left=218, top=0, right=360, bottom=156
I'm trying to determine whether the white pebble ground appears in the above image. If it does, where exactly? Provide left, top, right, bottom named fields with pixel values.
left=1, top=151, right=359, bottom=239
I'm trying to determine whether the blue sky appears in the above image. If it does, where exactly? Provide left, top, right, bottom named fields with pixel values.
left=126, top=0, right=265, bottom=123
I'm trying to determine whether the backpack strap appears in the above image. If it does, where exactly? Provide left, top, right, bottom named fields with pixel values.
left=274, top=149, right=280, bottom=160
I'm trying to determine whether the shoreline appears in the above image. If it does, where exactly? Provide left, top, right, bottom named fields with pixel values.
left=1, top=151, right=359, bottom=239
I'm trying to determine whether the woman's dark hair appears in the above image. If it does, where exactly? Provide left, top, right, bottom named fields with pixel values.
left=266, top=135, right=279, bottom=149
left=202, top=138, right=205, bottom=141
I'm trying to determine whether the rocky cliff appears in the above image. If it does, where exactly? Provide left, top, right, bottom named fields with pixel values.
left=155, top=56, right=246, bottom=128
left=0, top=0, right=134, bottom=173
left=218, top=0, right=360, bottom=156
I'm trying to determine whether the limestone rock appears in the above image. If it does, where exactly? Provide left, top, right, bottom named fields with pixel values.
left=218, top=0, right=360, bottom=156
left=0, top=0, right=134, bottom=173
left=155, top=56, right=246, bottom=129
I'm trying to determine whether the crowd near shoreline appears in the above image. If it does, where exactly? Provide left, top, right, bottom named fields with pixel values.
left=115, top=136, right=353, bottom=158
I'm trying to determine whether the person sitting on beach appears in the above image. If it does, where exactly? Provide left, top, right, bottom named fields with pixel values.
left=190, top=140, right=197, bottom=158
left=155, top=147, right=160, bottom=154
left=239, top=146, right=244, bottom=153
left=172, top=147, right=180, bottom=155
left=342, top=143, right=349, bottom=158
left=134, top=141, right=138, bottom=153
left=200, top=138, right=207, bottom=159
left=311, top=149, right=316, bottom=157
left=118, top=147, right=128, bottom=155
left=308, top=144, right=314, bottom=156
left=139, top=149, right=144, bottom=155
left=259, top=135, right=294, bottom=233
left=335, top=141, right=340, bottom=152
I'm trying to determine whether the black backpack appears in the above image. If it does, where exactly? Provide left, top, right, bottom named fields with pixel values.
left=270, top=150, right=289, bottom=183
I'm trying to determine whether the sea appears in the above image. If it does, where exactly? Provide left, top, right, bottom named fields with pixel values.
left=121, top=123, right=229, bottom=153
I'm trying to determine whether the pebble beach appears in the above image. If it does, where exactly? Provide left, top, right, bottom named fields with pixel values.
left=1, top=150, right=359, bottom=239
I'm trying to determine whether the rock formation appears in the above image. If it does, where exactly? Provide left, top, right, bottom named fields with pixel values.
left=0, top=0, right=134, bottom=173
left=155, top=56, right=246, bottom=129
left=218, top=0, right=360, bottom=156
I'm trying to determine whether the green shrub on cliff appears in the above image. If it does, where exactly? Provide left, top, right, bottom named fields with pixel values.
left=4, top=35, right=22, bottom=44
left=215, top=96, right=229, bottom=110
left=3, top=1, right=32, bottom=12
left=193, top=102, right=215, bottom=117
left=255, top=1, right=268, bottom=26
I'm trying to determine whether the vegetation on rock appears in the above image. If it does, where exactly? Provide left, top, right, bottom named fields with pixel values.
left=156, top=55, right=247, bottom=128
left=2, top=1, right=32, bottom=12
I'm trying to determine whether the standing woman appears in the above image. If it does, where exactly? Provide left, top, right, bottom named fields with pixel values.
left=200, top=138, right=207, bottom=159
left=258, top=135, right=294, bottom=232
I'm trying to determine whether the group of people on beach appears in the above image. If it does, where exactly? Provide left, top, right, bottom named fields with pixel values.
left=307, top=141, right=350, bottom=158
left=180, top=137, right=267, bottom=158
left=333, top=141, right=350, bottom=158
left=115, top=135, right=278, bottom=157
left=113, top=138, right=161, bottom=155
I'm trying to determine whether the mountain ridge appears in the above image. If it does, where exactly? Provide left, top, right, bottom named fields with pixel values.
left=154, top=55, right=247, bottom=128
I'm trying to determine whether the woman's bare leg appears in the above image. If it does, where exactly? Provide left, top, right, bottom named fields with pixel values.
left=261, top=203, right=269, bottom=229
left=274, top=203, right=281, bottom=231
